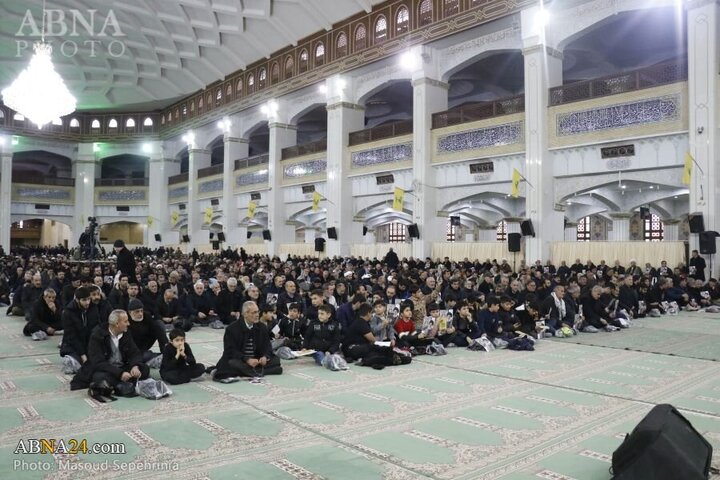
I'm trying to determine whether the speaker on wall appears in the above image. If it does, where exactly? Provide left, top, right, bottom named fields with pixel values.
left=210, top=198, right=219, bottom=206
left=212, top=240, right=220, bottom=250
left=209, top=232, right=215, bottom=240
left=154, top=234, right=161, bottom=242
left=247, top=231, right=253, bottom=239
left=639, top=206, right=650, bottom=220
left=450, top=216, right=461, bottom=227
left=217, top=232, right=225, bottom=242
left=520, top=219, right=535, bottom=237
left=327, top=227, right=338, bottom=240
left=699, top=231, right=719, bottom=255
left=689, top=213, right=705, bottom=234
left=508, top=233, right=522, bottom=252
left=262, top=230, right=271, bottom=241
left=314, top=237, right=326, bottom=252
left=408, top=224, right=420, bottom=239
left=362, top=226, right=368, bottom=236
left=182, top=234, right=190, bottom=243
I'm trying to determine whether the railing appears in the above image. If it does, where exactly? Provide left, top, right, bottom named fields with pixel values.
left=197, top=164, right=224, bottom=178
left=281, top=139, right=327, bottom=160
left=432, top=95, right=525, bottom=129
left=12, top=172, right=75, bottom=186
left=96, top=178, right=148, bottom=186
left=549, top=60, right=688, bottom=106
left=349, top=120, right=413, bottom=146
left=234, top=154, right=269, bottom=170
left=168, top=172, right=189, bottom=185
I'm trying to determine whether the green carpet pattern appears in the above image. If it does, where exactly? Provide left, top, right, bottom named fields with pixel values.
left=2, top=311, right=720, bottom=479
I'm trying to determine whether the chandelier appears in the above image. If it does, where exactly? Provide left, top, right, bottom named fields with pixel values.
left=1, top=1, right=76, bottom=128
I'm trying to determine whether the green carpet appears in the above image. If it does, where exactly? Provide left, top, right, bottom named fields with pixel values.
left=2, top=311, right=720, bottom=479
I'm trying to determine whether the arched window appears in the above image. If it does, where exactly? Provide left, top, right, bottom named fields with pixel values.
left=336, top=32, right=348, bottom=57
left=315, top=42, right=325, bottom=66
left=126, top=118, right=136, bottom=128
left=285, top=56, right=295, bottom=78
left=270, top=62, right=280, bottom=84
left=396, top=6, right=409, bottom=34
left=182, top=105, right=187, bottom=116
left=577, top=216, right=591, bottom=242
left=143, top=117, right=153, bottom=127
left=236, top=79, right=243, bottom=97
left=161, top=115, right=165, bottom=125
left=419, top=0, right=433, bottom=26
left=375, top=16, right=387, bottom=43
left=215, top=89, right=222, bottom=105
left=198, top=97, right=204, bottom=110
left=226, top=84, right=232, bottom=97
left=175, top=108, right=179, bottom=119
left=190, top=101, right=195, bottom=113
left=70, top=118, right=80, bottom=128
left=206, top=93, right=212, bottom=108
left=496, top=220, right=507, bottom=241
left=355, top=24, right=367, bottom=50
left=247, top=73, right=255, bottom=93
left=444, top=0, right=459, bottom=17
left=258, top=68, right=267, bottom=89
left=51, top=118, right=63, bottom=126
left=388, top=223, right=407, bottom=242
left=13, top=113, right=25, bottom=121
left=91, top=119, right=100, bottom=129
left=299, top=49, right=309, bottom=73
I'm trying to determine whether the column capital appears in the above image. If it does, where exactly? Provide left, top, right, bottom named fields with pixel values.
left=411, top=77, right=449, bottom=89
left=565, top=222, right=578, bottom=228
left=522, top=44, right=564, bottom=59
left=663, top=218, right=682, bottom=225
left=223, top=136, right=249, bottom=144
left=268, top=122, right=297, bottom=131
left=326, top=102, right=365, bottom=112
left=188, top=148, right=211, bottom=155
left=503, top=216, right=523, bottom=223
left=479, top=225, right=498, bottom=230
left=609, top=212, right=633, bottom=220
left=686, top=0, right=719, bottom=10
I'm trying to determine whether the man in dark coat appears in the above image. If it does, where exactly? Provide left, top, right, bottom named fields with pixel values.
left=384, top=248, right=399, bottom=270
left=114, top=240, right=136, bottom=278
left=60, top=287, right=97, bottom=370
left=24, top=288, right=63, bottom=337
left=214, top=301, right=282, bottom=380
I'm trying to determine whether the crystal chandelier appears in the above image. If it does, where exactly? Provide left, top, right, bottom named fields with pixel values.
left=1, top=1, right=76, bottom=128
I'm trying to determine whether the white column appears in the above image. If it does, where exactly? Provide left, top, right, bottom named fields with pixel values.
left=304, top=228, right=317, bottom=244
left=410, top=48, right=449, bottom=259
left=325, top=94, right=365, bottom=257
left=687, top=0, right=720, bottom=278
left=505, top=217, right=522, bottom=235
left=146, top=141, right=167, bottom=247
left=0, top=143, right=12, bottom=251
left=188, top=148, right=211, bottom=247
left=267, top=122, right=297, bottom=256
left=364, top=230, right=376, bottom=244
left=73, top=143, right=96, bottom=244
left=608, top=213, right=631, bottom=242
left=479, top=226, right=497, bottom=242
left=564, top=222, right=578, bottom=242
left=663, top=219, right=680, bottom=242
left=223, top=135, right=249, bottom=245
left=522, top=7, right=564, bottom=263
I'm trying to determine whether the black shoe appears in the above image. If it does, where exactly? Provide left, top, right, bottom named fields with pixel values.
left=205, top=365, right=216, bottom=375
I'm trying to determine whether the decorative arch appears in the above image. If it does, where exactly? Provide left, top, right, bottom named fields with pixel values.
left=285, top=56, right=295, bottom=79
left=354, top=24, right=367, bottom=51
left=299, top=49, right=309, bottom=73
left=258, top=67, right=267, bottom=89
left=374, top=15, right=387, bottom=43
left=418, top=0, right=433, bottom=27
left=314, top=42, right=325, bottom=67
left=396, top=6, right=409, bottom=34
left=336, top=32, right=348, bottom=57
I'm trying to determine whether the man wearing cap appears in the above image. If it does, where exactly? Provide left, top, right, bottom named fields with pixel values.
left=114, top=239, right=136, bottom=278
left=60, top=287, right=97, bottom=373
left=126, top=298, right=168, bottom=365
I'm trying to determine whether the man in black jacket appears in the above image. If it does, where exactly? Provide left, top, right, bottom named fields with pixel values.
left=70, top=309, right=150, bottom=390
left=24, top=288, right=63, bottom=337
left=214, top=301, right=282, bottom=380
left=126, top=298, right=167, bottom=363
left=113, top=240, right=136, bottom=278
left=158, top=288, right=181, bottom=330
left=180, top=281, right=217, bottom=330
left=215, top=277, right=243, bottom=324
left=21, top=273, right=44, bottom=320
left=60, top=287, right=97, bottom=373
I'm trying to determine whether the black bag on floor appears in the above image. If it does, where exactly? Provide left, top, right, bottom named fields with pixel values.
left=611, top=404, right=712, bottom=480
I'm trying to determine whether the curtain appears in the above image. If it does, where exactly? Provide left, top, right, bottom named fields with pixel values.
left=350, top=243, right=412, bottom=260
left=431, top=242, right=521, bottom=263
left=551, top=241, right=686, bottom=268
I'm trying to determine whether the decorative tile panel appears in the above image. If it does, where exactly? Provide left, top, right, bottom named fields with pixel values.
left=199, top=179, right=223, bottom=193
left=351, top=143, right=412, bottom=168
left=557, top=95, right=680, bottom=136
left=98, top=189, right=146, bottom=201
left=437, top=122, right=523, bottom=153
left=283, top=159, right=327, bottom=179
left=236, top=171, right=268, bottom=187
left=16, top=188, right=71, bottom=200
left=168, top=186, right=188, bottom=199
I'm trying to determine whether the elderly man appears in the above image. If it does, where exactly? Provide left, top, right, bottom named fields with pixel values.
left=213, top=301, right=282, bottom=381
left=277, top=280, right=303, bottom=317
left=180, top=281, right=218, bottom=331
left=24, top=288, right=63, bottom=339
left=126, top=298, right=167, bottom=365
left=21, top=273, right=44, bottom=320
left=216, top=277, right=243, bottom=324
left=158, top=288, right=181, bottom=329
left=70, top=309, right=150, bottom=392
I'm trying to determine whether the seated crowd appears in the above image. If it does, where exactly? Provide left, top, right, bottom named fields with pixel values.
left=1, top=244, right=717, bottom=394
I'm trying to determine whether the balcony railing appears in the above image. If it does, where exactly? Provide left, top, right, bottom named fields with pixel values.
left=432, top=95, right=525, bottom=129
left=12, top=172, right=75, bottom=186
left=549, top=60, right=688, bottom=106
left=281, top=139, right=327, bottom=160
left=168, top=172, right=189, bottom=185
left=96, top=178, right=148, bottom=186
left=349, top=120, right=413, bottom=146
left=197, top=164, right=224, bottom=178
left=234, top=154, right=269, bottom=170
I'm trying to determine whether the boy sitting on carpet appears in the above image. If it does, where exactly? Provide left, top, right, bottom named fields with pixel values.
left=160, top=328, right=206, bottom=384
left=304, top=304, right=341, bottom=365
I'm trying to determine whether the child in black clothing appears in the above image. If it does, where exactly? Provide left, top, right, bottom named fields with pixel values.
left=160, top=329, right=206, bottom=384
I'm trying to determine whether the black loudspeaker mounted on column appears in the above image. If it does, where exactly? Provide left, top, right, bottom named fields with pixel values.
left=262, top=230, right=271, bottom=241
left=699, top=231, right=719, bottom=255
left=212, top=240, right=220, bottom=251
left=363, top=226, right=368, bottom=236
left=217, top=232, right=225, bottom=242
left=639, top=206, right=650, bottom=220
left=408, top=223, right=420, bottom=239
left=154, top=234, right=161, bottom=242
left=182, top=234, right=190, bottom=243
left=314, top=237, right=326, bottom=252
left=209, top=232, right=215, bottom=240
left=508, top=233, right=522, bottom=252
left=327, top=227, right=338, bottom=240
left=689, top=213, right=705, bottom=234
left=247, top=231, right=253, bottom=239
left=610, top=404, right=712, bottom=480
left=450, top=216, right=461, bottom=227
left=520, top=219, right=535, bottom=237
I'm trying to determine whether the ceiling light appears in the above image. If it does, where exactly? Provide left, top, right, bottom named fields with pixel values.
left=217, top=118, right=231, bottom=132
left=318, top=84, right=327, bottom=94
left=11, top=136, right=19, bottom=146
left=93, top=143, right=101, bottom=153
left=400, top=51, right=420, bottom=71
left=181, top=132, right=195, bottom=147
left=534, top=7, right=550, bottom=29
left=621, top=184, right=626, bottom=189
left=142, top=143, right=152, bottom=153
left=567, top=201, right=573, bottom=205
left=649, top=186, right=654, bottom=189
left=1, top=1, right=76, bottom=128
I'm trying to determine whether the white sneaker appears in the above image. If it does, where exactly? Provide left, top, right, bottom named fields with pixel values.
left=61, top=355, right=81, bottom=374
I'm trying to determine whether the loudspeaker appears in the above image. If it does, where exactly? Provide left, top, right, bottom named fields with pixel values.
left=689, top=213, right=705, bottom=234
left=611, top=404, right=712, bottom=480
left=210, top=198, right=219, bottom=206
left=182, top=234, right=190, bottom=243
left=639, top=206, right=650, bottom=220
left=262, top=230, right=271, bottom=241
left=217, top=232, right=225, bottom=242
left=327, top=227, right=337, bottom=240
left=508, top=233, right=522, bottom=252
left=363, top=226, right=368, bottom=236
left=450, top=216, right=461, bottom=227
left=314, top=237, right=326, bottom=252
left=520, top=219, right=535, bottom=237
left=209, top=232, right=214, bottom=240
left=699, top=231, right=719, bottom=255
left=408, top=224, right=420, bottom=239
left=212, top=240, right=220, bottom=250
left=247, top=231, right=253, bottom=239
left=154, top=234, right=161, bottom=242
